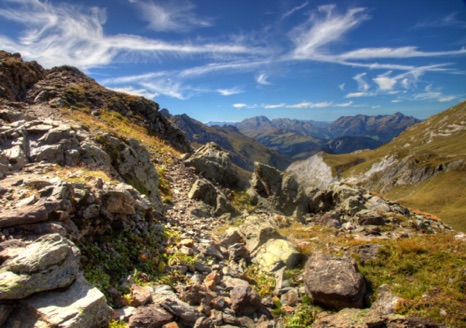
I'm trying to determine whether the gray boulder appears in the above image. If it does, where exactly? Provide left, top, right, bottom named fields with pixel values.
left=303, top=253, right=367, bottom=310
left=0, top=233, right=80, bottom=300
left=185, top=142, right=239, bottom=187
left=6, top=273, right=113, bottom=328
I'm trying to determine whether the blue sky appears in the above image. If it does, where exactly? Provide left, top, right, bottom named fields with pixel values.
left=0, top=0, right=465, bottom=122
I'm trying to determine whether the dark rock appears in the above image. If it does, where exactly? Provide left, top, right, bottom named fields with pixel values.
left=303, top=253, right=367, bottom=310
left=313, top=212, right=341, bottom=228
left=356, top=210, right=386, bottom=226
left=228, top=243, right=248, bottom=262
left=230, top=285, right=262, bottom=316
left=128, top=304, right=174, bottom=328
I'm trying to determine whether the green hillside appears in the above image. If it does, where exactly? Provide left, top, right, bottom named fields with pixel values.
left=321, top=101, right=466, bottom=231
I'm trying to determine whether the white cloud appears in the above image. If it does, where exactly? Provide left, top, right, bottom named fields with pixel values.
left=256, top=73, right=272, bottom=85
left=373, top=71, right=397, bottom=91
left=290, top=5, right=369, bottom=59
left=438, top=95, right=457, bottom=102
left=281, top=1, right=309, bottom=21
left=109, top=86, right=159, bottom=99
left=415, top=12, right=466, bottom=29
left=132, top=0, right=212, bottom=32
left=140, top=79, right=187, bottom=100
left=345, top=92, right=369, bottom=98
left=263, top=103, right=285, bottom=109
left=0, top=0, right=260, bottom=70
left=338, top=46, right=466, bottom=60
left=353, top=72, right=370, bottom=91
left=233, top=103, right=248, bottom=109
left=336, top=101, right=353, bottom=107
left=339, top=83, right=345, bottom=91
left=217, top=87, right=243, bottom=96
left=286, top=101, right=332, bottom=109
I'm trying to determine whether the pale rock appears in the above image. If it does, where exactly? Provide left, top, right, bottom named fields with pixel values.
left=252, top=239, right=302, bottom=272
left=0, top=233, right=80, bottom=299
left=19, top=273, right=113, bottom=328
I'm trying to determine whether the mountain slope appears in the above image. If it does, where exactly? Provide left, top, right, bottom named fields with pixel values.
left=164, top=112, right=291, bottom=174
left=289, top=102, right=466, bottom=230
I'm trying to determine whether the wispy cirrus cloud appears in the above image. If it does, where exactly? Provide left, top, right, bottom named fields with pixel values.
left=0, top=0, right=260, bottom=69
left=415, top=12, right=466, bottom=29
left=353, top=72, right=370, bottom=91
left=130, top=0, right=213, bottom=32
left=256, top=73, right=272, bottom=85
left=109, top=86, right=159, bottom=99
left=281, top=1, right=309, bottom=21
left=337, top=46, right=466, bottom=60
left=240, top=101, right=354, bottom=110
left=290, top=4, right=369, bottom=59
left=217, top=86, right=244, bottom=96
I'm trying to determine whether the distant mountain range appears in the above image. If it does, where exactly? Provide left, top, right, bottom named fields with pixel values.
left=206, top=113, right=419, bottom=160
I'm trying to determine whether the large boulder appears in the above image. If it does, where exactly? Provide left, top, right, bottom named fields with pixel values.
left=230, top=285, right=262, bottom=316
left=252, top=239, right=302, bottom=272
left=249, top=162, right=308, bottom=218
left=184, top=142, right=239, bottom=187
left=4, top=273, right=113, bottom=327
left=0, top=233, right=80, bottom=300
left=303, top=253, right=367, bottom=310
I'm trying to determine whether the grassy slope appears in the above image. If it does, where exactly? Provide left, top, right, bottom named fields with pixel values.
left=320, top=101, right=466, bottom=231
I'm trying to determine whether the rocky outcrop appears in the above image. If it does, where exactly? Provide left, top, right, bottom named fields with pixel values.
left=188, top=178, right=235, bottom=216
left=185, top=142, right=239, bottom=187
left=303, top=253, right=367, bottom=310
left=0, top=52, right=45, bottom=101
left=249, top=162, right=308, bottom=218
left=0, top=116, right=163, bottom=211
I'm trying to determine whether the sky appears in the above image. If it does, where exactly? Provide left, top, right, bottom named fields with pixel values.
left=0, top=0, right=465, bottom=123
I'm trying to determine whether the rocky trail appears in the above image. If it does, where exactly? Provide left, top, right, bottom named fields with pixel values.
left=1, top=52, right=465, bottom=327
